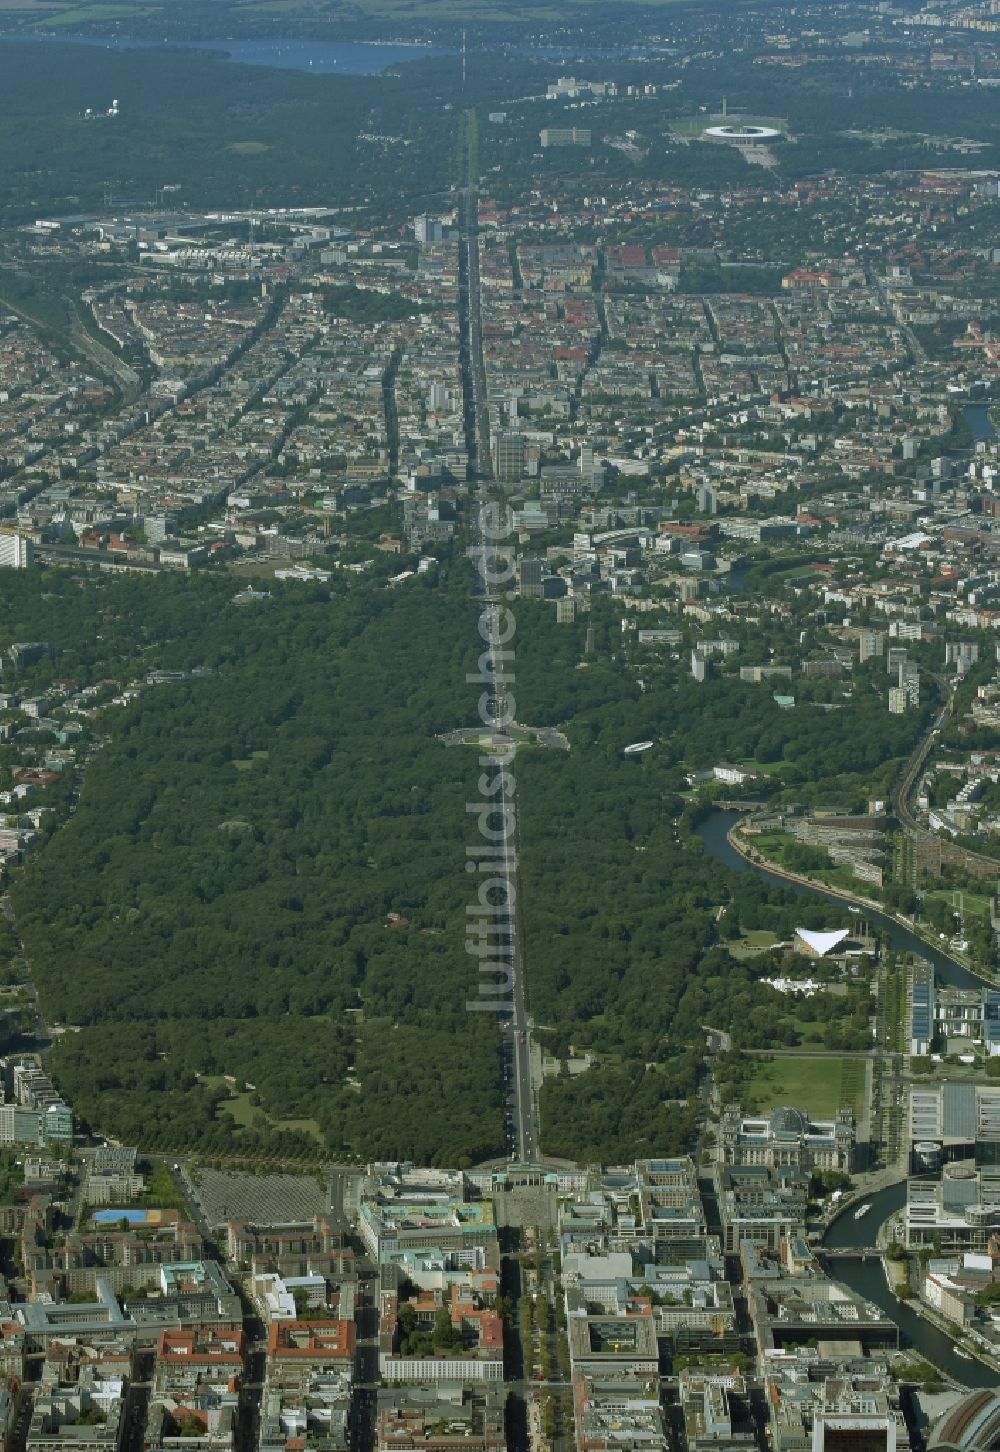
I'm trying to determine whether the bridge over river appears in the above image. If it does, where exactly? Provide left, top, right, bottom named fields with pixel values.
left=819, top=1248, right=882, bottom=1262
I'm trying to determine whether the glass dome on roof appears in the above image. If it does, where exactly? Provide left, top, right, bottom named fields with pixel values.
left=769, top=1106, right=810, bottom=1136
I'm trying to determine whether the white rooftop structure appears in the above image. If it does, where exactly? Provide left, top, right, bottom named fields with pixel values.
left=795, top=928, right=850, bottom=958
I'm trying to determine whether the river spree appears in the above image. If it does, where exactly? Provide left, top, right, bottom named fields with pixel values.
left=697, top=810, right=997, bottom=1382
left=964, top=403, right=998, bottom=444
left=696, top=809, right=983, bottom=990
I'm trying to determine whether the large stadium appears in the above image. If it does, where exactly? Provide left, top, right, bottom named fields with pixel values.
left=703, top=123, right=782, bottom=146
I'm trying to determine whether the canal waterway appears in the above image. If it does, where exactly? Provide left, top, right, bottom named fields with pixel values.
left=964, top=403, right=998, bottom=444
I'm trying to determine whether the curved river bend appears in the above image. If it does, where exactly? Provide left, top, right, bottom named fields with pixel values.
left=696, top=810, right=996, bottom=1385
left=696, top=810, right=984, bottom=989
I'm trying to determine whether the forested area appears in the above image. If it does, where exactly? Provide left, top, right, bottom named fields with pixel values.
left=521, top=747, right=876, bottom=1161
left=514, top=593, right=923, bottom=810
left=0, top=568, right=236, bottom=689
left=0, top=43, right=481, bottom=224
left=510, top=598, right=921, bottom=1162
left=0, top=552, right=925, bottom=1166
left=11, top=560, right=506, bottom=1164
left=322, top=286, right=425, bottom=323
left=0, top=29, right=992, bottom=238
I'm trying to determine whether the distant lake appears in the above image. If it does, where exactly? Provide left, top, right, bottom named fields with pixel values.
left=8, top=34, right=669, bottom=75
left=9, top=34, right=450, bottom=74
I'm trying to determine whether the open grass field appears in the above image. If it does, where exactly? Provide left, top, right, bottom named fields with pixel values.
left=225, top=1092, right=324, bottom=1144
left=201, top=1076, right=325, bottom=1146
left=744, top=1054, right=866, bottom=1119
left=752, top=832, right=792, bottom=854
left=924, top=888, right=992, bottom=926
left=729, top=929, right=781, bottom=959
left=140, top=1158, right=188, bottom=1210
left=745, top=930, right=779, bottom=946
left=232, top=750, right=270, bottom=770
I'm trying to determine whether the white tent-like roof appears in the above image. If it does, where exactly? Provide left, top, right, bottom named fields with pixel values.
left=795, top=928, right=850, bottom=957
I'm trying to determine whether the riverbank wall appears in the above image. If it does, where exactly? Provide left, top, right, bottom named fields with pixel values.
left=723, top=823, right=995, bottom=989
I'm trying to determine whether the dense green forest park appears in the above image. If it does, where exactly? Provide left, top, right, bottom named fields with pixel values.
left=0, top=561, right=922, bottom=1164
left=508, top=598, right=921, bottom=1161
left=9, top=560, right=505, bottom=1165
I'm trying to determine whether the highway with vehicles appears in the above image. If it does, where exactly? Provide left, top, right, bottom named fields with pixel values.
left=491, top=659, right=538, bottom=1165
left=458, top=108, right=538, bottom=1167
left=467, top=504, right=538, bottom=1165
left=458, top=112, right=492, bottom=481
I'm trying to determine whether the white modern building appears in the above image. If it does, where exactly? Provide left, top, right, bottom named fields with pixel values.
left=0, top=533, right=33, bottom=569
